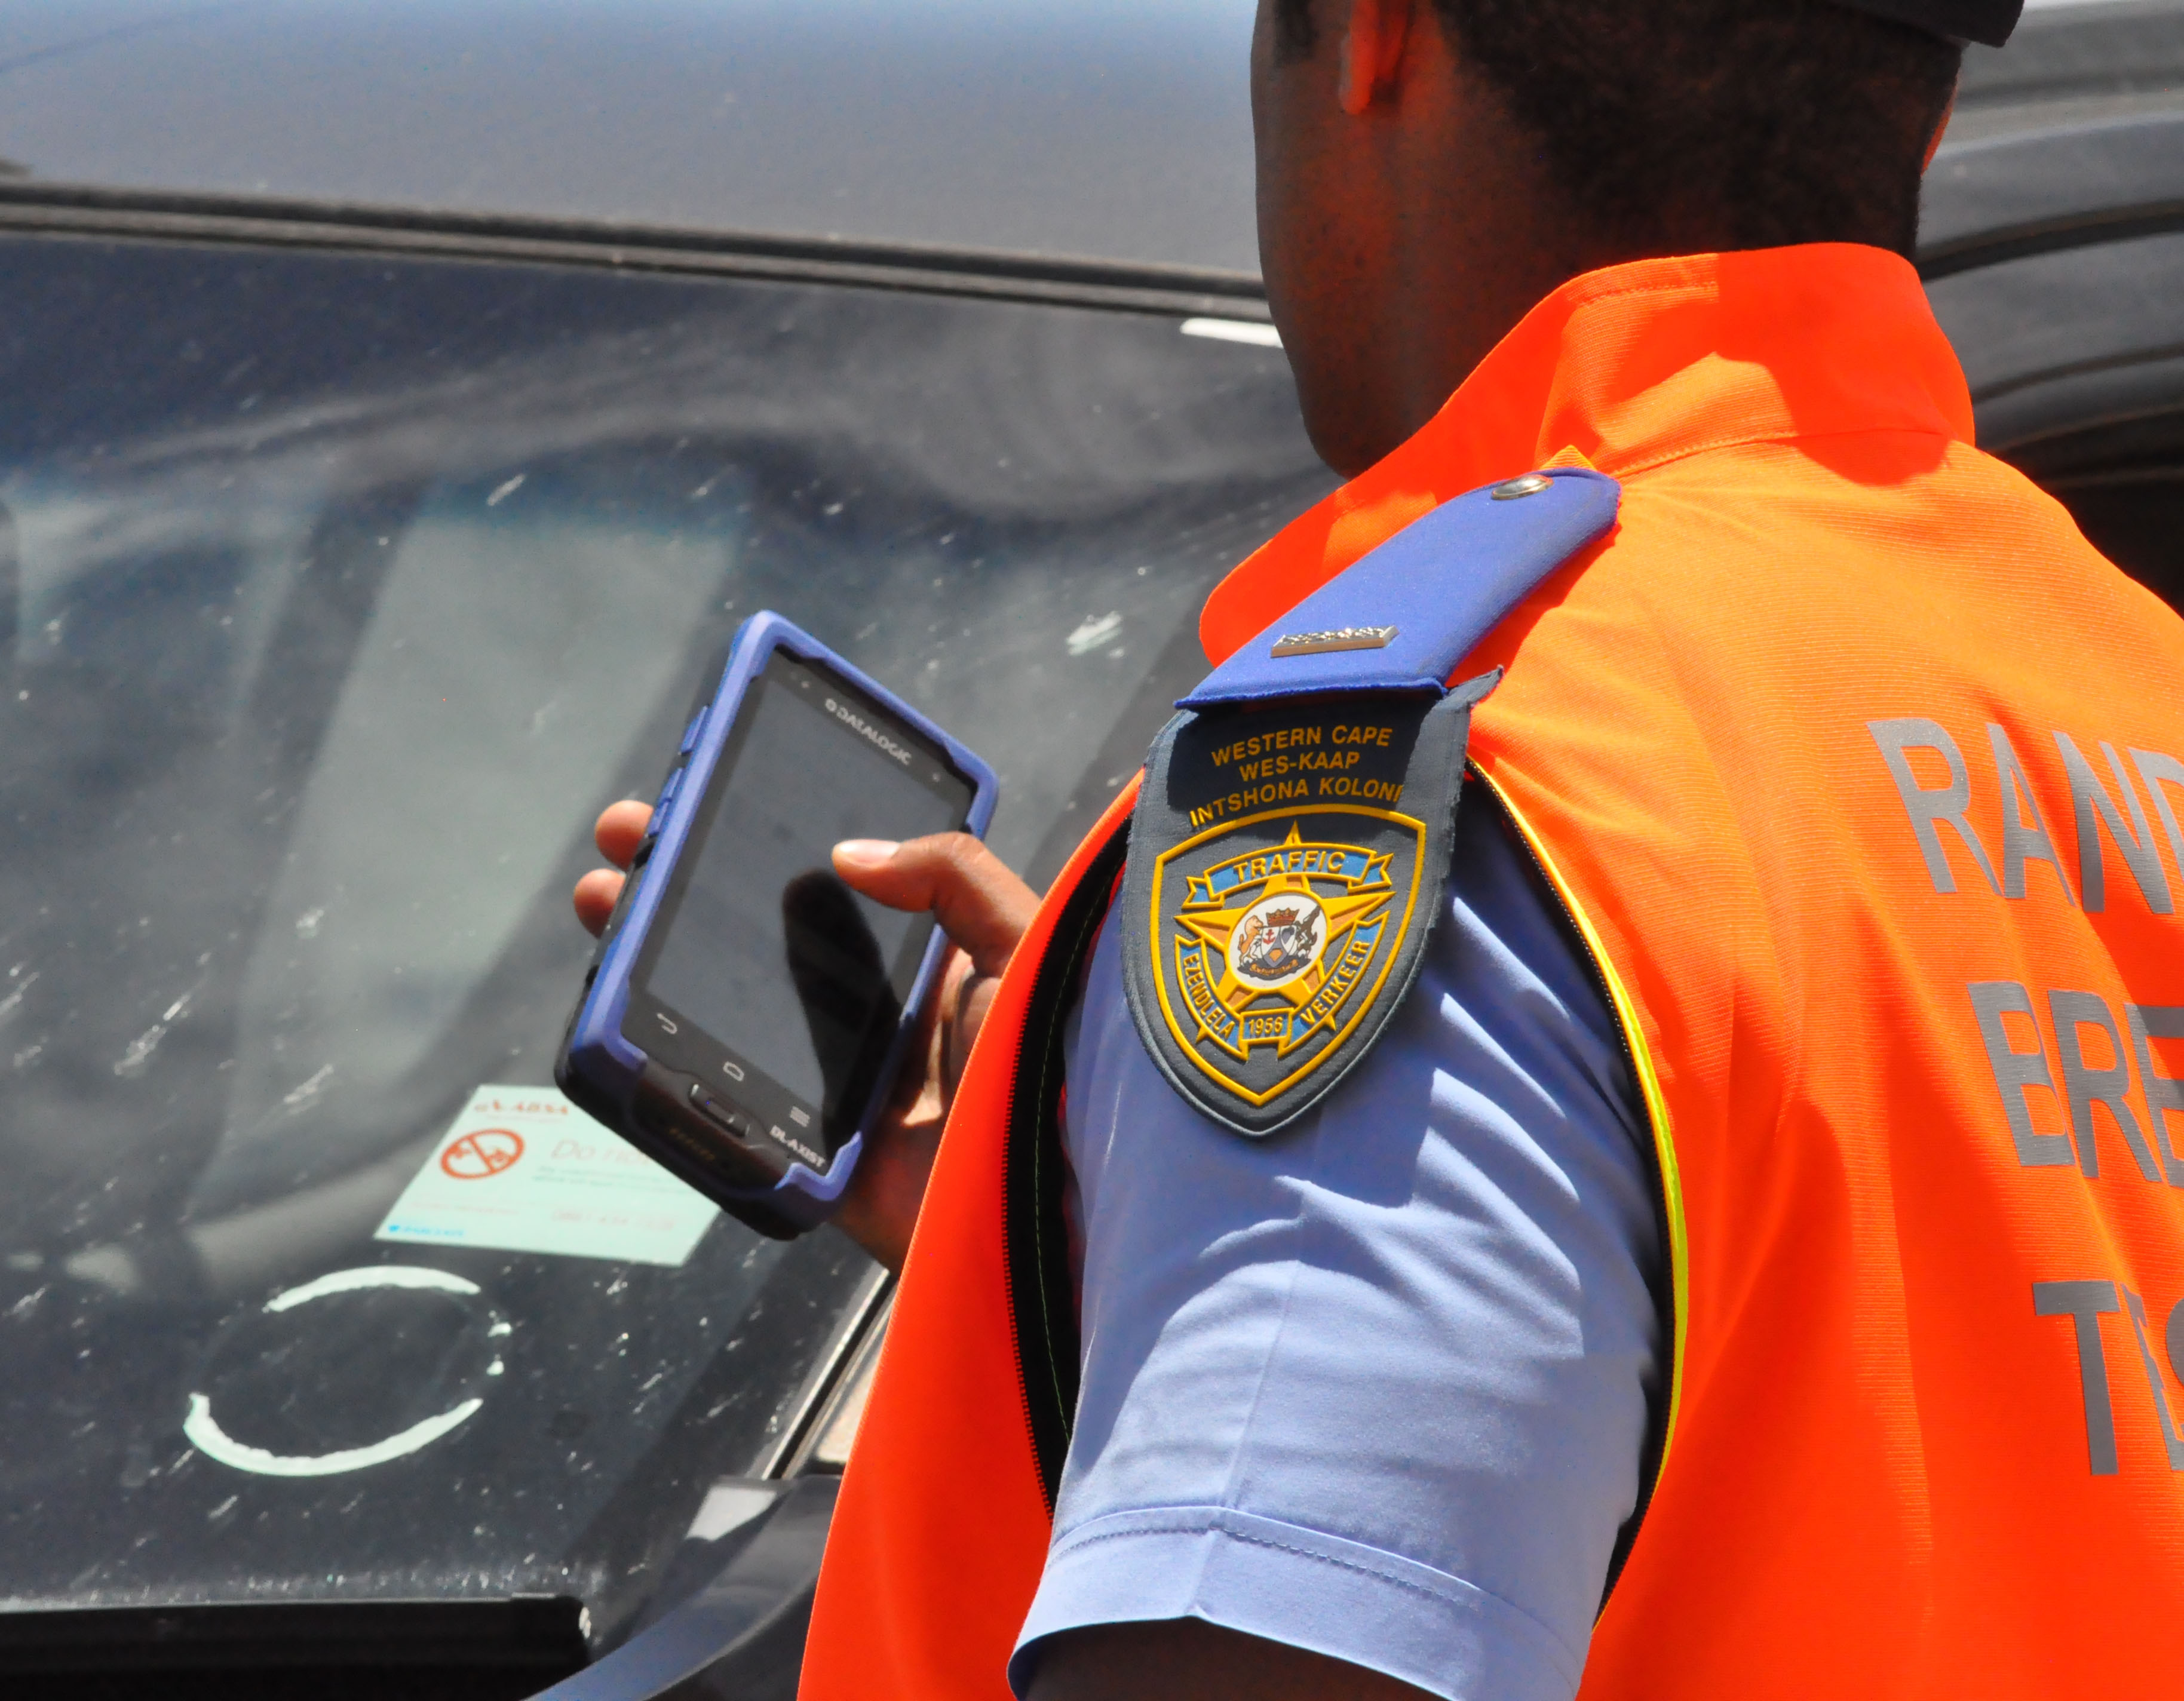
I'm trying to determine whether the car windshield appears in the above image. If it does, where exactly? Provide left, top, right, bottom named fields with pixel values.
left=0, top=234, right=1332, bottom=1642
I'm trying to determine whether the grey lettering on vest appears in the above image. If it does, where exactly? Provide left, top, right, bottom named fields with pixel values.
left=1968, top=981, right=2073, bottom=1168
left=1866, top=718, right=1999, bottom=895
left=2127, top=1005, right=2184, bottom=1189
left=1989, top=724, right=2076, bottom=905
left=2124, top=1289, right=2184, bottom=1471
left=2054, top=732, right=2173, bottom=916
left=2132, top=748, right=2184, bottom=887
left=2049, top=990, right=2160, bottom=1183
left=2034, top=1279, right=2122, bottom=1475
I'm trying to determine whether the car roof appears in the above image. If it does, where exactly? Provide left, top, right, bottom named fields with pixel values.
left=0, top=0, right=1262, bottom=274
left=1927, top=0, right=2184, bottom=273
left=0, top=0, right=2163, bottom=290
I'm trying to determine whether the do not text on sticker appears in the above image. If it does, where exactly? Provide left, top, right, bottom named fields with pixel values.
left=376, top=1085, right=718, bottom=1267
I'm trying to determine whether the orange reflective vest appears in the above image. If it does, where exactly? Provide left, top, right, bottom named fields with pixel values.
left=802, top=245, right=2184, bottom=1697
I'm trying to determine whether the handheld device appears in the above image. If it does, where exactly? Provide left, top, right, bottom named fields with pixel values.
left=556, top=613, right=998, bottom=1239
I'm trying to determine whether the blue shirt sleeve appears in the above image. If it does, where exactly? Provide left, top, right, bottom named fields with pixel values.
left=1008, top=789, right=1663, bottom=1701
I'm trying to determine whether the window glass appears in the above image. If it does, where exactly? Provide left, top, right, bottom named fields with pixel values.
left=0, top=235, right=1333, bottom=1638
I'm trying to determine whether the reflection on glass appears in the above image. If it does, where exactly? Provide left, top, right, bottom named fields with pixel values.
left=0, top=234, right=1333, bottom=1637
left=783, top=870, right=898, bottom=1143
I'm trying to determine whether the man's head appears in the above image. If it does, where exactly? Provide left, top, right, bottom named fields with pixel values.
left=1254, top=0, right=1968, bottom=475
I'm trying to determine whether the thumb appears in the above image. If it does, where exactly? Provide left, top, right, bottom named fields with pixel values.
left=833, top=833, right=1038, bottom=980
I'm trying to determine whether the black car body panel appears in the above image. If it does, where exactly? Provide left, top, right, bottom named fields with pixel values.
left=0, top=0, right=1261, bottom=274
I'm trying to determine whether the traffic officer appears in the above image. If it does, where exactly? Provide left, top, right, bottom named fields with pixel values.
left=575, top=0, right=2184, bottom=1694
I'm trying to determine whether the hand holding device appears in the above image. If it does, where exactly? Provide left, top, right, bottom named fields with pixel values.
left=578, top=822, right=1038, bottom=1270
left=557, top=613, right=999, bottom=1243
left=822, top=834, right=1039, bottom=1268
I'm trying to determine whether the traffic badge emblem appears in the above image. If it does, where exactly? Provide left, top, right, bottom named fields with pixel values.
left=1121, top=673, right=1498, bottom=1137
left=1157, top=821, right=1414, bottom=1100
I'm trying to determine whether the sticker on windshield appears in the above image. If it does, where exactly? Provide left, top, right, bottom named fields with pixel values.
left=376, top=1086, right=718, bottom=1266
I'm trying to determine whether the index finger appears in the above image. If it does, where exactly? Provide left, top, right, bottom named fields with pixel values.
left=832, top=833, right=1038, bottom=980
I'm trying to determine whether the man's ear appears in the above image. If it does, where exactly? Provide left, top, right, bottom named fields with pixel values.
left=1922, top=79, right=1958, bottom=173
left=1338, top=0, right=1418, bottom=116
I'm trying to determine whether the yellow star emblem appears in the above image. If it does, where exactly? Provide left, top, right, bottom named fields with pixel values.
left=1174, top=823, right=1395, bottom=1033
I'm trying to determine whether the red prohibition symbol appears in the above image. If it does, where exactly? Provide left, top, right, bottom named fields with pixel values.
left=441, top=1128, right=524, bottom=1180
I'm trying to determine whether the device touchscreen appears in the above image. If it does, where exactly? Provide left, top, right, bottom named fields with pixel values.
left=627, top=652, right=972, bottom=1163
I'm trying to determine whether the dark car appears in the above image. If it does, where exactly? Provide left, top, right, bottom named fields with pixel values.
left=0, top=1, right=2176, bottom=1697
left=1929, top=0, right=2184, bottom=613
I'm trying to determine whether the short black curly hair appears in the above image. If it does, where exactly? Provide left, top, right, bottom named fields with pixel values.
left=1273, top=0, right=1960, bottom=259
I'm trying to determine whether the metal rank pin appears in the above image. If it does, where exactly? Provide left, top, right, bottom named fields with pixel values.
left=1490, top=472, right=1553, bottom=501
left=1270, top=624, right=1400, bottom=659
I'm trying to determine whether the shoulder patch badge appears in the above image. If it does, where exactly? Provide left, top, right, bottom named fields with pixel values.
left=1119, top=674, right=1497, bottom=1137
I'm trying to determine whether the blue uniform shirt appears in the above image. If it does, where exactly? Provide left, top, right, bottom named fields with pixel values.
left=1009, top=790, right=1663, bottom=1701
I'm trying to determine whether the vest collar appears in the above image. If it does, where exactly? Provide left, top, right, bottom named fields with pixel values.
left=1199, top=243, right=1976, bottom=666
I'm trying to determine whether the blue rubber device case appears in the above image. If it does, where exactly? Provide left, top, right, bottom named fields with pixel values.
left=556, top=613, right=998, bottom=1240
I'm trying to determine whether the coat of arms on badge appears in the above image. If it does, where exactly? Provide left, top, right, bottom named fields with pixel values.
left=1146, top=804, right=1428, bottom=1113
left=1158, top=819, right=1419, bottom=1097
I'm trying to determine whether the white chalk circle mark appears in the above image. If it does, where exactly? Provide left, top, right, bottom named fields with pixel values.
left=184, top=1392, right=484, bottom=1478
left=186, top=1264, right=495, bottom=1478
left=263, top=1264, right=481, bottom=1312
